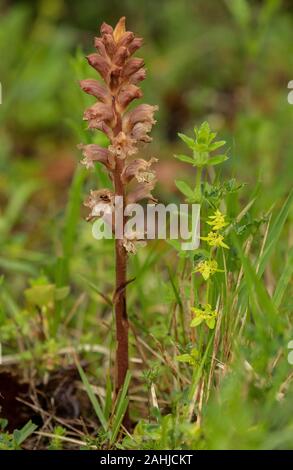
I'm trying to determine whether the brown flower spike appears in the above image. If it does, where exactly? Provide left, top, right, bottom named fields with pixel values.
left=79, top=17, right=158, bottom=427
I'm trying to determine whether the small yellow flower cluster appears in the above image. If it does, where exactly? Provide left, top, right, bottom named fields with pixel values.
left=190, top=304, right=218, bottom=330
left=200, top=209, right=229, bottom=249
left=194, top=209, right=228, bottom=281
left=191, top=210, right=228, bottom=330
left=193, top=259, right=223, bottom=280
left=201, top=231, right=229, bottom=249
left=207, top=209, right=228, bottom=231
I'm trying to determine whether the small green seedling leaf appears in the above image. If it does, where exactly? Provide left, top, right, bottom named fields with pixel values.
left=208, top=155, right=228, bottom=166
left=209, top=140, right=226, bottom=151
left=175, top=180, right=195, bottom=199
left=174, top=154, right=195, bottom=165
left=13, top=420, right=37, bottom=447
left=178, top=133, right=196, bottom=150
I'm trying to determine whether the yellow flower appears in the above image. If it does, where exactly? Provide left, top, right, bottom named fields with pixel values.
left=193, top=259, right=223, bottom=280
left=201, top=231, right=229, bottom=249
left=207, top=209, right=228, bottom=231
left=190, top=304, right=218, bottom=330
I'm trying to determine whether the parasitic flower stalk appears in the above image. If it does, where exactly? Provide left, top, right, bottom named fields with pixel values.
left=78, top=17, right=158, bottom=427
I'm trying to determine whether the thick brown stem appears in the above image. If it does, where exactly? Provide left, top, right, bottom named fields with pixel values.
left=113, top=131, right=130, bottom=428
left=114, top=237, right=128, bottom=389
left=114, top=236, right=129, bottom=389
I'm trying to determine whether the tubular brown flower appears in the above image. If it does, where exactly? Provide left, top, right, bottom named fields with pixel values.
left=122, top=157, right=157, bottom=184
left=127, top=180, right=157, bottom=204
left=78, top=144, right=113, bottom=170
left=78, top=16, right=158, bottom=428
left=79, top=79, right=110, bottom=103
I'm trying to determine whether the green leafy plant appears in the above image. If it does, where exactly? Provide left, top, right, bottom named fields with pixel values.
left=0, top=419, right=37, bottom=450
left=175, top=122, right=228, bottom=202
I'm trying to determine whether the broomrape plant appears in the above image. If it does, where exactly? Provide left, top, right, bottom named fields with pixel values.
left=78, top=17, right=158, bottom=426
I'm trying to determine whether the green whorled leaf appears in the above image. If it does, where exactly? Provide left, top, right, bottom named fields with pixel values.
left=195, top=121, right=212, bottom=142
left=206, top=318, right=216, bottom=329
left=209, top=140, right=226, bottom=151
left=54, top=286, right=70, bottom=301
left=24, top=284, right=56, bottom=307
left=190, top=316, right=204, bottom=327
left=176, top=354, right=194, bottom=364
left=195, top=142, right=208, bottom=152
left=24, top=284, right=70, bottom=306
left=193, top=150, right=209, bottom=167
left=178, top=132, right=196, bottom=150
left=175, top=180, right=195, bottom=199
left=207, top=154, right=228, bottom=166
left=208, top=132, right=217, bottom=144
left=174, top=154, right=195, bottom=165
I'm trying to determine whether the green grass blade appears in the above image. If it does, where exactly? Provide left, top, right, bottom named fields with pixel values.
left=273, top=246, right=293, bottom=308
left=257, top=189, right=293, bottom=277
left=232, top=233, right=279, bottom=329
left=0, top=181, right=38, bottom=240
left=61, top=167, right=86, bottom=284
left=104, top=374, right=113, bottom=421
left=110, top=398, right=129, bottom=445
left=167, top=266, right=186, bottom=344
left=110, top=370, right=131, bottom=444
left=188, top=333, right=214, bottom=404
left=76, top=360, right=108, bottom=432
left=0, top=257, right=38, bottom=276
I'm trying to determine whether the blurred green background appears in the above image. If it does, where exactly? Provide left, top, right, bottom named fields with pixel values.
left=1, top=0, right=292, bottom=320
left=0, top=0, right=292, bottom=448
left=1, top=0, right=292, bottom=205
